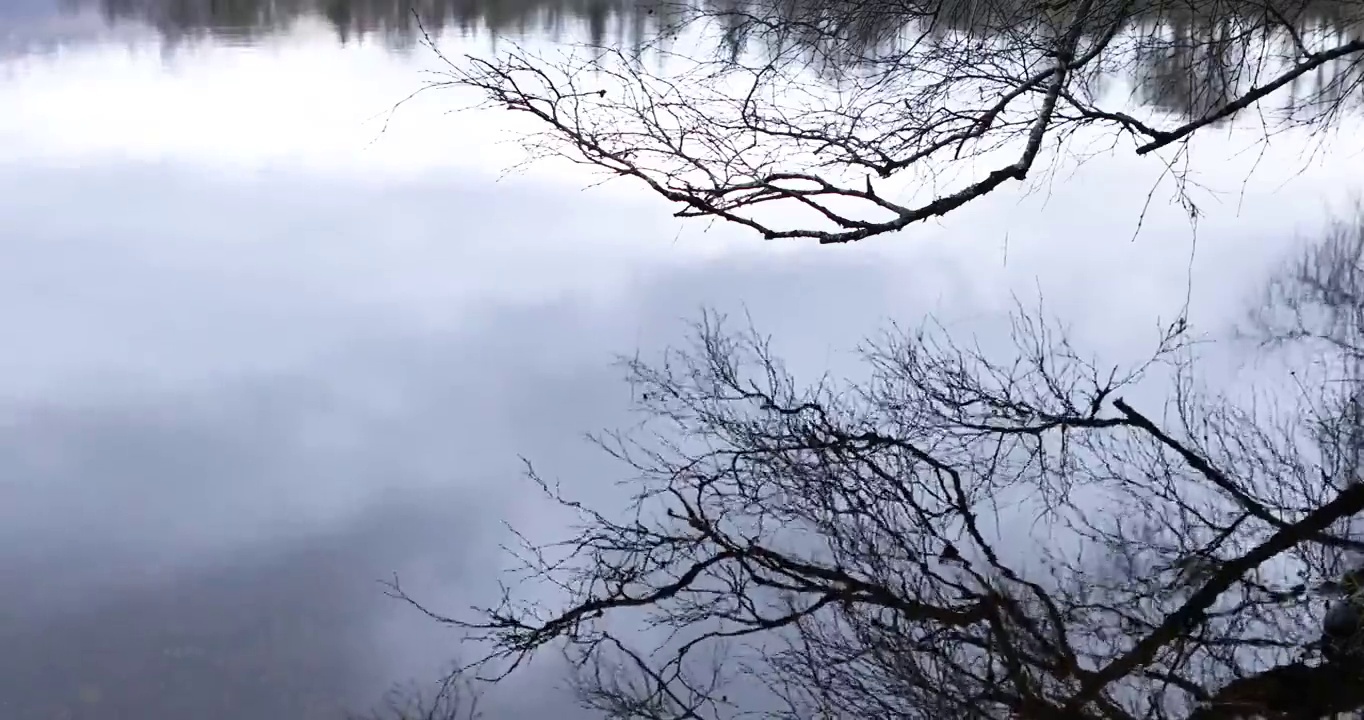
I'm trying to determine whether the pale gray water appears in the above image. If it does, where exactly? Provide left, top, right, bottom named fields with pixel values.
left=1, top=1, right=1364, bottom=718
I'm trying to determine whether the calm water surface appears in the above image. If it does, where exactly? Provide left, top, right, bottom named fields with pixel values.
left=1, top=1, right=1363, bottom=718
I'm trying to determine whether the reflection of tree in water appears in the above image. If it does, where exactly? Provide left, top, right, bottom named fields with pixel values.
left=79, top=0, right=671, bottom=47
left=313, top=0, right=669, bottom=47
left=1130, top=13, right=1246, bottom=120
left=1123, top=0, right=1363, bottom=120
left=83, top=0, right=1364, bottom=118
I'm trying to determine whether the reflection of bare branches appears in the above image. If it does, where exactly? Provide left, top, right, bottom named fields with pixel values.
left=386, top=300, right=1364, bottom=720
left=348, top=669, right=483, bottom=720
left=1246, top=206, right=1364, bottom=581
left=1253, top=205, right=1364, bottom=359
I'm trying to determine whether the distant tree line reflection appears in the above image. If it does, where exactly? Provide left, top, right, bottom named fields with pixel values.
left=73, top=0, right=669, bottom=47
left=74, top=0, right=1364, bottom=156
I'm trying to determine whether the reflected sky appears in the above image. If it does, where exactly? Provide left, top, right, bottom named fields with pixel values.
left=2, top=13, right=1364, bottom=720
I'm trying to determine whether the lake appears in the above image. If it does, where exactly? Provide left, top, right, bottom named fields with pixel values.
left=1, top=0, right=1363, bottom=718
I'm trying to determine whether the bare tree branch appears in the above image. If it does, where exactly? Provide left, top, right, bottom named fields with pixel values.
left=425, top=0, right=1364, bottom=242
left=348, top=668, right=483, bottom=720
